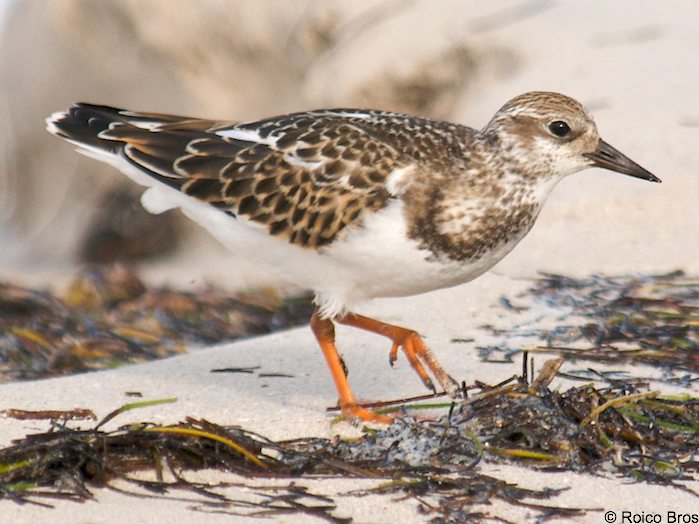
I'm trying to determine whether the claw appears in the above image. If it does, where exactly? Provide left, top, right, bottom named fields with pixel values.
left=389, top=342, right=399, bottom=366
left=442, top=375, right=462, bottom=398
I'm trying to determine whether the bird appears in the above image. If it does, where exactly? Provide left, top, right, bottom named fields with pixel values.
left=46, top=91, right=660, bottom=423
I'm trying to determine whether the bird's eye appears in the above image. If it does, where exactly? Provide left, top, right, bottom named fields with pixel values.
left=548, top=120, right=571, bottom=138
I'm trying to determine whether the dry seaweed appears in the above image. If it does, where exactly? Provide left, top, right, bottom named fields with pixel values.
left=0, top=265, right=313, bottom=383
left=478, top=271, right=699, bottom=378
left=1, top=359, right=696, bottom=522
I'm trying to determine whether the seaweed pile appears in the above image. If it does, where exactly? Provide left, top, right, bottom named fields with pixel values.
left=0, top=265, right=313, bottom=382
left=1, top=359, right=696, bottom=522
left=1, top=270, right=697, bottom=521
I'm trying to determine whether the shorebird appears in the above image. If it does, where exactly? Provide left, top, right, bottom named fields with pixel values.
left=47, top=91, right=660, bottom=423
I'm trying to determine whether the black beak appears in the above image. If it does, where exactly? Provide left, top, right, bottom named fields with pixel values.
left=585, top=139, right=661, bottom=183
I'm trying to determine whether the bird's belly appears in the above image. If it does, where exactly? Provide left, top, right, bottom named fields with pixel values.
left=317, top=202, right=524, bottom=312
left=142, top=188, right=523, bottom=317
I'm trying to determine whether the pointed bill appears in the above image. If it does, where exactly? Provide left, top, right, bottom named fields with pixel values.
left=585, top=139, right=661, bottom=183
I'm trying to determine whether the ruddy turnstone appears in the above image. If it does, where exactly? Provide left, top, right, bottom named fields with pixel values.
left=47, top=92, right=660, bottom=423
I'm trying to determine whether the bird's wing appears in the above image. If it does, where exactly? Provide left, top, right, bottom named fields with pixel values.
left=47, top=104, right=430, bottom=248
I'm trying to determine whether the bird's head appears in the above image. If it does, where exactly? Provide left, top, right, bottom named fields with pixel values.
left=484, top=91, right=660, bottom=183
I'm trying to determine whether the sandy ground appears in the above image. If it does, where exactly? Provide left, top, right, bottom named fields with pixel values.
left=1, top=0, right=698, bottom=522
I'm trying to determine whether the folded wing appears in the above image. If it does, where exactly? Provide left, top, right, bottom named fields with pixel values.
left=47, top=104, right=415, bottom=248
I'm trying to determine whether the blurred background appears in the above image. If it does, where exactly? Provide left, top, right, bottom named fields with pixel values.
left=0, top=0, right=697, bottom=293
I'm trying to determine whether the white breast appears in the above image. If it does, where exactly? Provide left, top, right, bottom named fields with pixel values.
left=314, top=201, right=523, bottom=317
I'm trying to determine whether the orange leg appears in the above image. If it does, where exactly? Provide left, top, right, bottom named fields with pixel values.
left=337, top=312, right=462, bottom=398
left=310, top=311, right=392, bottom=424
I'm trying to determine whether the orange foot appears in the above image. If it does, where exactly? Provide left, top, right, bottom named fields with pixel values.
left=337, top=313, right=462, bottom=398
left=310, top=310, right=461, bottom=424
left=310, top=312, right=393, bottom=423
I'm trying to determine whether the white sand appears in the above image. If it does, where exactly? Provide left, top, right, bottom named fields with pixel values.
left=2, top=0, right=698, bottom=522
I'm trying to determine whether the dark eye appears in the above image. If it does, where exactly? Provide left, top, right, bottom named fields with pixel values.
left=548, top=120, right=571, bottom=137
